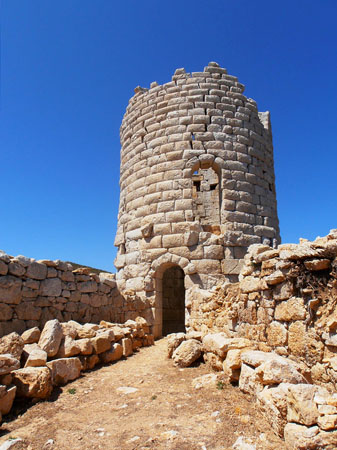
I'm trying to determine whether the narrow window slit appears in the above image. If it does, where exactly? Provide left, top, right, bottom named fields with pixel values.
left=194, top=180, right=201, bottom=191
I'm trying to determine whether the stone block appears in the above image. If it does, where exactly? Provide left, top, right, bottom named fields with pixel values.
left=12, top=367, right=52, bottom=399
left=287, top=384, right=319, bottom=426
left=38, top=319, right=63, bottom=357
left=26, top=262, right=47, bottom=280
left=47, top=357, right=81, bottom=386
left=0, top=332, right=24, bottom=359
left=0, top=385, right=16, bottom=415
left=266, top=322, right=287, bottom=347
left=40, top=278, right=62, bottom=297
left=172, top=339, right=202, bottom=367
left=0, top=354, right=20, bottom=376
left=274, top=297, right=306, bottom=321
left=0, top=276, right=22, bottom=304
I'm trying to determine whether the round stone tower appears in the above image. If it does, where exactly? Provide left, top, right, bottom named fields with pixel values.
left=114, top=62, right=280, bottom=337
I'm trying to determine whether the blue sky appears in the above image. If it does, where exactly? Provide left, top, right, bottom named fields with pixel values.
left=1, top=0, right=336, bottom=272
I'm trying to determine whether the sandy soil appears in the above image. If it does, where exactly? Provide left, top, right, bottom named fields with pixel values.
left=0, top=338, right=285, bottom=450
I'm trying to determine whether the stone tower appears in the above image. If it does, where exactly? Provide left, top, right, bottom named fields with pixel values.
left=114, top=62, right=280, bottom=337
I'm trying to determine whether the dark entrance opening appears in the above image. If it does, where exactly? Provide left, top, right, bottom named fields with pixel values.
left=162, top=266, right=185, bottom=336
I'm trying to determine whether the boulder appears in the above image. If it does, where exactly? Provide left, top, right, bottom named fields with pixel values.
left=257, top=383, right=291, bottom=436
left=0, top=354, right=20, bottom=376
left=287, top=384, right=319, bottom=426
left=256, top=358, right=307, bottom=385
left=91, top=334, right=111, bottom=354
left=241, top=350, right=279, bottom=368
left=0, top=385, right=16, bottom=415
left=239, top=363, right=263, bottom=396
left=12, top=367, right=52, bottom=399
left=99, top=343, right=123, bottom=364
left=56, top=336, right=81, bottom=358
left=77, top=323, right=98, bottom=339
left=225, top=348, right=247, bottom=370
left=24, top=348, right=47, bottom=368
left=21, top=327, right=41, bottom=344
left=38, top=319, right=63, bottom=357
left=0, top=332, right=24, bottom=360
left=167, top=333, right=185, bottom=358
left=76, top=338, right=93, bottom=355
left=60, top=321, right=80, bottom=339
left=47, top=357, right=81, bottom=386
left=202, top=333, right=229, bottom=358
left=172, top=339, right=202, bottom=368
left=203, top=352, right=224, bottom=371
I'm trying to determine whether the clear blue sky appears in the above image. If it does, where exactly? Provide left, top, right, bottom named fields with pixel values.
left=1, top=1, right=337, bottom=272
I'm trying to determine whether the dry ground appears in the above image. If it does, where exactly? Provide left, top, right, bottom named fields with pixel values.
left=0, top=338, right=285, bottom=450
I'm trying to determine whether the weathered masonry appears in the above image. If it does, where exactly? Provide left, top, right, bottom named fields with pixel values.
left=114, top=62, right=280, bottom=337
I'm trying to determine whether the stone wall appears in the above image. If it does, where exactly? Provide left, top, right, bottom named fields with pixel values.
left=189, top=229, right=337, bottom=388
left=0, top=251, right=150, bottom=338
left=0, top=317, right=154, bottom=425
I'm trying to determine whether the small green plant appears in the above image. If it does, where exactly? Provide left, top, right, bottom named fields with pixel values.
left=68, top=388, right=76, bottom=395
left=151, top=394, right=157, bottom=400
left=216, top=381, right=224, bottom=390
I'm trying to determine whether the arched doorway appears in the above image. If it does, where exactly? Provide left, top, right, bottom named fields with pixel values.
left=162, top=265, right=185, bottom=336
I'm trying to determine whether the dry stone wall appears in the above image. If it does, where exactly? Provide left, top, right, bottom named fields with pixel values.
left=168, top=229, right=337, bottom=449
left=0, top=250, right=150, bottom=338
left=0, top=316, right=154, bottom=425
left=189, top=229, right=337, bottom=389
left=115, top=62, right=280, bottom=336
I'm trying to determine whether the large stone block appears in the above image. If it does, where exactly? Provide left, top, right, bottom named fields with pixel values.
left=172, top=339, right=202, bottom=367
left=257, top=383, right=291, bottom=437
left=287, top=384, right=319, bottom=426
left=40, top=278, right=62, bottom=297
left=0, top=332, right=24, bottom=359
left=12, top=367, right=52, bottom=399
left=47, top=357, right=81, bottom=386
left=274, top=297, right=306, bottom=321
left=0, top=354, right=20, bottom=375
left=26, top=262, right=47, bottom=280
left=0, top=276, right=22, bottom=304
left=0, top=385, right=16, bottom=415
left=38, top=319, right=63, bottom=357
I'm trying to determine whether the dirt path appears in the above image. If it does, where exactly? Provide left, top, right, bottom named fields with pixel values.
left=0, top=339, right=285, bottom=450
